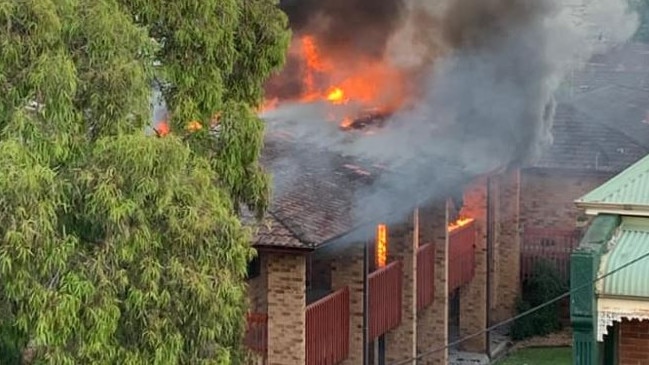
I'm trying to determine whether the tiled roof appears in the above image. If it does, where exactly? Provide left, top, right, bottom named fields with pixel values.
left=570, top=85, right=649, bottom=150
left=251, top=131, right=469, bottom=250
left=563, top=42, right=649, bottom=96
left=242, top=210, right=304, bottom=249
left=534, top=43, right=649, bottom=173
left=260, top=137, right=377, bottom=248
left=533, top=103, right=648, bottom=172
left=576, top=153, right=649, bottom=209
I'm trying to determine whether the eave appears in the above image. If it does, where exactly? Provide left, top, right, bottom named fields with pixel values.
left=575, top=201, right=649, bottom=217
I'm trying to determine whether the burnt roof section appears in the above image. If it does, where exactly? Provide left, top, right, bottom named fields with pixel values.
left=255, top=133, right=382, bottom=249
left=249, top=130, right=470, bottom=250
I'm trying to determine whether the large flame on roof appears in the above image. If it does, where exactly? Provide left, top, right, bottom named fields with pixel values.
left=263, top=35, right=410, bottom=127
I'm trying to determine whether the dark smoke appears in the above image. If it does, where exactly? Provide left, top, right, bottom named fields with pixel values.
left=262, top=0, right=639, bottom=235
left=280, top=0, right=407, bottom=59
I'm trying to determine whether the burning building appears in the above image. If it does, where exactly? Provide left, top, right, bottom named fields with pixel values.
left=149, top=0, right=644, bottom=363
left=242, top=0, right=644, bottom=363
left=243, top=132, right=513, bottom=364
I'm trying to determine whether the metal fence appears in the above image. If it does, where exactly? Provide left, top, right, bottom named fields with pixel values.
left=520, top=228, right=582, bottom=283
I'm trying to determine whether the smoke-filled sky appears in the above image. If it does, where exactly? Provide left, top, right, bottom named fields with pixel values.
left=280, top=0, right=408, bottom=59
left=262, top=0, right=640, bottom=232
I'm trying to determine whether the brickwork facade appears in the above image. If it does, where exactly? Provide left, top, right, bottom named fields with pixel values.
left=418, top=203, right=449, bottom=364
left=266, top=253, right=306, bottom=365
left=619, top=319, right=649, bottom=365
left=458, top=177, right=488, bottom=352
left=331, top=244, right=365, bottom=365
left=519, top=169, right=609, bottom=230
left=386, top=212, right=418, bottom=363
left=491, top=169, right=521, bottom=322
left=488, top=168, right=610, bottom=322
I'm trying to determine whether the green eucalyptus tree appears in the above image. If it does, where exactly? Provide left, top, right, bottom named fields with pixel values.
left=0, top=0, right=289, bottom=364
left=120, top=0, right=291, bottom=216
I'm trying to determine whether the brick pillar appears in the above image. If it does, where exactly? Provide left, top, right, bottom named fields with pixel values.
left=417, top=202, right=449, bottom=364
left=386, top=210, right=418, bottom=363
left=331, top=243, right=364, bottom=365
left=459, top=177, right=488, bottom=352
left=267, top=253, right=306, bottom=365
left=493, top=169, right=521, bottom=322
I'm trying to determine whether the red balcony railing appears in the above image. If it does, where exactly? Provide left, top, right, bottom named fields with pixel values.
left=448, top=220, right=476, bottom=292
left=306, top=287, right=350, bottom=365
left=368, top=260, right=403, bottom=340
left=417, top=243, right=435, bottom=311
left=245, top=312, right=268, bottom=358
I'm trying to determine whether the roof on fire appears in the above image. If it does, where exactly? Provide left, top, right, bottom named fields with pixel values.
left=249, top=133, right=468, bottom=250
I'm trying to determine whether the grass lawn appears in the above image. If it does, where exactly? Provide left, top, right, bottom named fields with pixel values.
left=495, top=347, right=572, bottom=365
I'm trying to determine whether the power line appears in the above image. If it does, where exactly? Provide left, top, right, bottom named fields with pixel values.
left=390, top=248, right=649, bottom=365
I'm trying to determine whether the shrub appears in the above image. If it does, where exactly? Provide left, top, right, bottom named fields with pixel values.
left=510, top=259, right=567, bottom=340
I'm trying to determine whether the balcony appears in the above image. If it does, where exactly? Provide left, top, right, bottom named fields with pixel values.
left=417, top=243, right=435, bottom=310
left=368, top=260, right=403, bottom=340
left=448, top=219, right=476, bottom=292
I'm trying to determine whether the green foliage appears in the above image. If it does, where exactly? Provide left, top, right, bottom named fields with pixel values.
left=119, top=0, right=291, bottom=217
left=0, top=0, right=289, bottom=363
left=496, top=347, right=572, bottom=365
left=510, top=260, right=567, bottom=341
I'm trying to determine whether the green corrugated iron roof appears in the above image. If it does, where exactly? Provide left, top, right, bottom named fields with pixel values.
left=576, top=153, right=649, bottom=209
left=598, top=217, right=649, bottom=299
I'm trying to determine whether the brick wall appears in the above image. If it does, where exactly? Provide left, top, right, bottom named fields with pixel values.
left=331, top=244, right=365, bottom=365
left=267, top=253, right=306, bottom=365
left=418, top=202, right=449, bottom=364
left=458, top=177, right=488, bottom=352
left=491, top=169, right=521, bottom=322
left=619, top=319, right=649, bottom=365
left=386, top=212, right=418, bottom=363
left=520, top=169, right=609, bottom=230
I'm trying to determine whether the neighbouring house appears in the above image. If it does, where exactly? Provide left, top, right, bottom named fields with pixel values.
left=570, top=152, right=649, bottom=365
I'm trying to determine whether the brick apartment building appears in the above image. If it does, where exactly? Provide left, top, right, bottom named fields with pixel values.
left=241, top=42, right=649, bottom=365
left=571, top=153, right=649, bottom=365
left=242, top=131, right=529, bottom=364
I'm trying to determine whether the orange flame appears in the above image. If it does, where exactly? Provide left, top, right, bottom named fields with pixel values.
left=266, top=35, right=409, bottom=127
left=448, top=217, right=474, bottom=233
left=326, top=87, right=346, bottom=104
left=376, top=224, right=388, bottom=268
left=155, top=121, right=170, bottom=136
